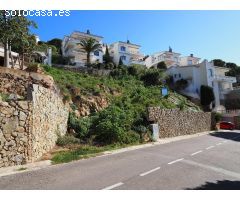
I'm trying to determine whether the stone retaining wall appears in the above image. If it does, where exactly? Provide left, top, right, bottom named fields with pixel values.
left=0, top=67, right=69, bottom=168
left=148, top=107, right=215, bottom=138
left=0, top=101, right=32, bottom=167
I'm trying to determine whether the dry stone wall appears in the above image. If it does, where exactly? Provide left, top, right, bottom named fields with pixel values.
left=0, top=67, right=69, bottom=168
left=148, top=107, right=215, bottom=138
left=0, top=101, right=32, bottom=167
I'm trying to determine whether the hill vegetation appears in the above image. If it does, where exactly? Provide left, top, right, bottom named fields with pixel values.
left=42, top=64, right=201, bottom=147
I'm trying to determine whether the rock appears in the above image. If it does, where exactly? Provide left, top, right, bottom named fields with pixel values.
left=8, top=94, right=21, bottom=101
left=19, top=111, right=27, bottom=121
left=17, top=101, right=29, bottom=110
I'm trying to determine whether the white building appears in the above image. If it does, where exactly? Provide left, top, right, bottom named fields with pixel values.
left=62, top=30, right=104, bottom=67
left=167, top=59, right=237, bottom=111
left=109, top=40, right=145, bottom=66
left=145, top=47, right=181, bottom=68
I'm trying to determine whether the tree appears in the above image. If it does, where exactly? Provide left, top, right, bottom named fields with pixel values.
left=103, top=45, right=113, bottom=64
left=157, top=61, right=167, bottom=70
left=12, top=34, right=37, bottom=69
left=118, top=57, right=123, bottom=66
left=78, top=38, right=102, bottom=67
left=213, top=59, right=226, bottom=67
left=47, top=38, right=62, bottom=55
left=0, top=10, right=37, bottom=68
left=200, top=85, right=215, bottom=110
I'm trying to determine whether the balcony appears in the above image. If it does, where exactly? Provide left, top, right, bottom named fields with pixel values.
left=214, top=75, right=236, bottom=83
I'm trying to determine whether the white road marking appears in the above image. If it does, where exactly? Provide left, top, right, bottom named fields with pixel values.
left=206, top=146, right=214, bottom=150
left=102, top=182, right=124, bottom=190
left=216, top=143, right=222, bottom=145
left=140, top=167, right=160, bottom=177
left=191, top=150, right=203, bottom=156
left=168, top=158, right=184, bottom=165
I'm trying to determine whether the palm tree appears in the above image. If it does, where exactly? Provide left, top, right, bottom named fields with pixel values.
left=78, top=38, right=102, bottom=67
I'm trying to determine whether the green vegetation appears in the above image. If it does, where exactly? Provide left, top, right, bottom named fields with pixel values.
left=17, top=167, right=27, bottom=171
left=213, top=112, right=222, bottom=123
left=78, top=38, right=102, bottom=67
left=200, top=85, right=215, bottom=110
left=51, top=144, right=137, bottom=164
left=43, top=64, right=200, bottom=148
left=0, top=92, right=9, bottom=101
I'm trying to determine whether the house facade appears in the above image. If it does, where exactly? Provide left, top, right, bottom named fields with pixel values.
left=145, top=48, right=181, bottom=68
left=167, top=60, right=237, bottom=111
left=109, top=41, right=145, bottom=66
left=62, top=31, right=104, bottom=67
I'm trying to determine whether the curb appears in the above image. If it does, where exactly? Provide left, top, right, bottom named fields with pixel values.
left=0, top=130, right=238, bottom=177
left=0, top=160, right=51, bottom=177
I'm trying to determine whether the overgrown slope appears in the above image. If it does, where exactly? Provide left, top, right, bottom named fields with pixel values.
left=42, top=65, right=201, bottom=145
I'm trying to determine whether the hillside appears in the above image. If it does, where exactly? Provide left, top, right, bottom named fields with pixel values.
left=42, top=65, right=201, bottom=145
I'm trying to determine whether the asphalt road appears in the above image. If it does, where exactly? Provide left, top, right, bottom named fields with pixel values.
left=0, top=131, right=240, bottom=190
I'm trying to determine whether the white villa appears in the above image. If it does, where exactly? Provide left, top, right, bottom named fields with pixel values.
left=145, top=47, right=181, bottom=68
left=62, top=30, right=104, bottom=66
left=167, top=59, right=237, bottom=111
left=108, top=40, right=145, bottom=66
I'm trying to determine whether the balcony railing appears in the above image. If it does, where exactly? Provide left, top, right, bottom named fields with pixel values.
left=214, top=75, right=236, bottom=83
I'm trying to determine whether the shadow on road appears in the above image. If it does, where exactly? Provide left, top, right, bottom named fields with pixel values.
left=186, top=180, right=240, bottom=190
left=209, top=131, right=240, bottom=142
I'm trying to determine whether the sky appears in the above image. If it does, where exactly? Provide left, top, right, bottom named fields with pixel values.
left=30, top=10, right=240, bottom=65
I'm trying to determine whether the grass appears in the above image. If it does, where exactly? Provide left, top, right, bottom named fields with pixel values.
left=0, top=93, right=9, bottom=101
left=51, top=143, right=139, bottom=164
left=17, top=167, right=27, bottom=171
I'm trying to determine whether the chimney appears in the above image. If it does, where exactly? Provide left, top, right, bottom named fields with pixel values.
left=86, top=29, right=90, bottom=34
left=190, top=54, right=193, bottom=57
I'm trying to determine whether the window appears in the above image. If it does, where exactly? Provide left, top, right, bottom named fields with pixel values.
left=209, top=69, right=213, bottom=77
left=94, top=51, right=99, bottom=56
left=174, top=74, right=177, bottom=78
left=188, top=60, right=193, bottom=65
left=120, top=55, right=126, bottom=61
left=179, top=74, right=181, bottom=78
left=120, top=46, right=126, bottom=51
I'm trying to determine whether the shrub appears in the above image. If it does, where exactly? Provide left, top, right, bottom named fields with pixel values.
left=110, top=66, right=128, bottom=78
left=93, top=105, right=137, bottom=144
left=52, top=55, right=70, bottom=65
left=214, top=112, right=222, bottom=123
left=157, top=61, right=167, bottom=70
left=68, top=113, right=92, bottom=140
left=200, top=85, right=215, bottom=109
left=127, top=65, right=146, bottom=78
left=56, top=135, right=80, bottom=146
left=140, top=70, right=163, bottom=86
left=175, top=79, right=188, bottom=90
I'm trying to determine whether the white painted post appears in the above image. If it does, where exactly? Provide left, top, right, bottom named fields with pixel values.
left=47, top=47, right=52, bottom=66
left=151, top=123, right=160, bottom=141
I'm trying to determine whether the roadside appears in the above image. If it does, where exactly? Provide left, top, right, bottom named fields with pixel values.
left=0, top=130, right=226, bottom=178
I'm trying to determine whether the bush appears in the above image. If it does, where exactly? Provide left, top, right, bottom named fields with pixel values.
left=200, top=85, right=215, bottom=109
left=175, top=79, right=188, bottom=90
left=140, top=70, right=163, bottom=86
left=68, top=113, right=92, bottom=140
left=214, top=112, right=222, bottom=123
left=56, top=135, right=80, bottom=146
left=157, top=61, right=167, bottom=70
left=127, top=65, right=146, bottom=78
left=93, top=105, right=137, bottom=144
left=110, top=66, right=128, bottom=78
left=52, top=55, right=70, bottom=65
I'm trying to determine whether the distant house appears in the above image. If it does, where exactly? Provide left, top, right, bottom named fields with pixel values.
left=167, top=59, right=237, bottom=111
left=145, top=47, right=181, bottom=68
left=0, top=46, right=20, bottom=68
left=109, top=40, right=145, bottom=66
left=62, top=30, right=104, bottom=67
